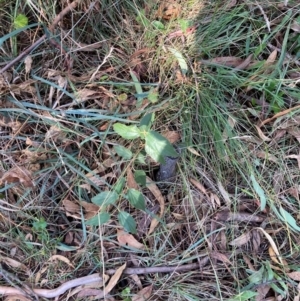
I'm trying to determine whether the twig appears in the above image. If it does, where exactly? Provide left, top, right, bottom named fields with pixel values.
left=259, top=103, right=300, bottom=126
left=0, top=260, right=208, bottom=298
left=0, top=0, right=80, bottom=74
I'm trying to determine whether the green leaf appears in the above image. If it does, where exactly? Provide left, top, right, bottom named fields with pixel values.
left=250, top=174, right=266, bottom=211
left=33, top=218, right=47, bottom=231
left=130, top=70, right=144, bottom=104
left=136, top=153, right=146, bottom=165
left=178, top=19, right=190, bottom=32
left=134, top=170, right=146, bottom=187
left=152, top=20, right=165, bottom=30
left=14, top=14, right=28, bottom=29
left=168, top=47, right=188, bottom=74
left=248, top=266, right=264, bottom=284
left=113, top=123, right=140, bottom=140
left=114, top=145, right=133, bottom=160
left=140, top=113, right=155, bottom=128
left=145, top=131, right=178, bottom=163
left=127, top=188, right=146, bottom=210
left=85, top=212, right=110, bottom=226
left=118, top=211, right=137, bottom=234
left=227, top=291, right=258, bottom=301
left=92, top=191, right=119, bottom=206
left=113, top=177, right=125, bottom=194
left=279, top=207, right=300, bottom=232
left=56, top=243, right=79, bottom=251
left=148, top=88, right=159, bottom=103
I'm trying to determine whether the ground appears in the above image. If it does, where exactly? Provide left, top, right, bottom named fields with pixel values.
left=1, top=0, right=300, bottom=300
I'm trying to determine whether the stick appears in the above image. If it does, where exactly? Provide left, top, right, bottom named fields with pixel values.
left=0, top=259, right=208, bottom=298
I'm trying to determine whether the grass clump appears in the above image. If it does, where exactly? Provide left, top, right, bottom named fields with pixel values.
left=1, top=0, right=300, bottom=300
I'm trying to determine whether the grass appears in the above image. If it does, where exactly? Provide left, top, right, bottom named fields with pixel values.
left=1, top=0, right=300, bottom=300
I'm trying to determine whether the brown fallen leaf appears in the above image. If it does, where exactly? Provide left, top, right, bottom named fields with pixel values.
left=132, top=285, right=153, bottom=301
left=157, top=0, right=181, bottom=20
left=146, top=177, right=165, bottom=235
left=268, top=245, right=281, bottom=265
left=98, top=263, right=126, bottom=298
left=117, top=229, right=144, bottom=250
left=287, top=271, right=300, bottom=281
left=62, top=199, right=99, bottom=220
left=24, top=55, right=33, bottom=74
left=0, top=166, right=34, bottom=188
left=162, top=130, right=181, bottom=144
left=1, top=256, right=30, bottom=276
left=127, top=168, right=139, bottom=190
left=266, top=49, right=277, bottom=64
left=203, top=56, right=244, bottom=67
left=48, top=255, right=74, bottom=268
left=254, top=125, right=271, bottom=141
left=229, top=232, right=252, bottom=247
left=189, top=177, right=209, bottom=196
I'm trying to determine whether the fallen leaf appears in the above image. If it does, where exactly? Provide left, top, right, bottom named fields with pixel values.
left=187, top=147, right=201, bottom=156
left=117, top=229, right=144, bottom=249
left=254, top=125, right=272, bottom=141
left=24, top=55, right=33, bottom=74
left=256, top=227, right=283, bottom=265
left=132, top=285, right=153, bottom=301
left=0, top=256, right=30, bottom=276
left=204, top=56, right=244, bottom=67
left=100, top=263, right=126, bottom=297
left=146, top=177, right=165, bottom=235
left=291, top=20, right=300, bottom=32
left=229, top=232, right=252, bottom=247
left=48, top=255, right=74, bottom=268
left=217, top=181, right=231, bottom=205
left=45, top=125, right=66, bottom=142
left=287, top=271, right=300, bottom=281
left=0, top=166, right=34, bottom=188
left=256, top=284, right=271, bottom=301
left=157, top=0, right=181, bottom=20
left=127, top=168, right=139, bottom=190
left=210, top=252, right=231, bottom=265
left=162, top=130, right=181, bottom=144
left=266, top=49, right=277, bottom=64
left=189, top=177, right=208, bottom=196
left=255, top=151, right=278, bottom=163
left=268, top=245, right=281, bottom=265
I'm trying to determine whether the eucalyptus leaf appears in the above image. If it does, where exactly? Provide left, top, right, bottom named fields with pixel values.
left=114, top=145, right=133, bottom=160
left=92, top=191, right=119, bottom=206
left=113, top=123, right=140, bottom=140
left=145, top=131, right=178, bottom=163
left=118, top=211, right=137, bottom=234
left=168, top=47, right=188, bottom=74
left=85, top=212, right=110, bottom=226
left=279, top=207, right=300, bottom=232
left=127, top=188, right=146, bottom=210
left=250, top=174, right=266, bottom=211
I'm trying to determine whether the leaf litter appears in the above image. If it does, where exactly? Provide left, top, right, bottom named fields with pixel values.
left=2, top=0, right=300, bottom=300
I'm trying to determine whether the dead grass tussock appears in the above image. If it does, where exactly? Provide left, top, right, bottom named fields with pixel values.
left=1, top=0, right=300, bottom=300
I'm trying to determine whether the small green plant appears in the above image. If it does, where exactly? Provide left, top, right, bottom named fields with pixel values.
left=85, top=113, right=177, bottom=233
left=113, top=112, right=178, bottom=163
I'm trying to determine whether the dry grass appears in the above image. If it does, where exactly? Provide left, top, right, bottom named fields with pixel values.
left=1, top=0, right=300, bottom=300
